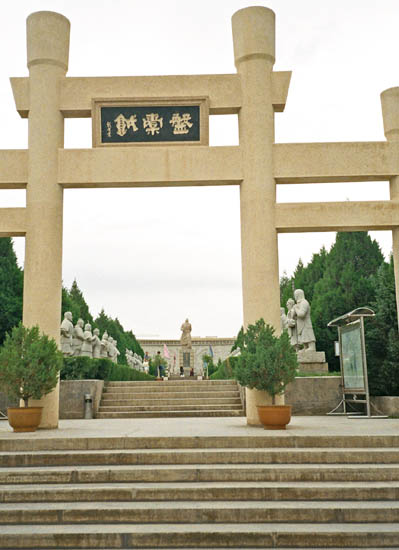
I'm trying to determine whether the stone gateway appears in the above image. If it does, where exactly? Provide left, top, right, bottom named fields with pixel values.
left=0, top=8, right=398, bottom=427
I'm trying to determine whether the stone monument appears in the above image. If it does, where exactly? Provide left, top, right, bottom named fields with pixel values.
left=179, top=318, right=194, bottom=374
left=282, top=289, right=328, bottom=374
left=60, top=311, right=74, bottom=356
left=81, top=323, right=94, bottom=357
left=72, top=319, right=84, bottom=357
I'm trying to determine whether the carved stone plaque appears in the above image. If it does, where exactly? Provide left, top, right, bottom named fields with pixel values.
left=92, top=97, right=209, bottom=147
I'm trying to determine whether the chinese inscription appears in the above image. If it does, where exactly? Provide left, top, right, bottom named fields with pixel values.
left=100, top=105, right=200, bottom=144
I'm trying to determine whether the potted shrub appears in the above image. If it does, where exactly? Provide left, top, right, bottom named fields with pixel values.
left=234, top=319, right=298, bottom=429
left=0, top=324, right=63, bottom=432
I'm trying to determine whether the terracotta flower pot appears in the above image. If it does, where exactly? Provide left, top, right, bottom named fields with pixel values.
left=7, top=407, right=43, bottom=432
left=256, top=404, right=292, bottom=430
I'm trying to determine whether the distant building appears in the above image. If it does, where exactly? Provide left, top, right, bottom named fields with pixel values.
left=138, top=337, right=235, bottom=373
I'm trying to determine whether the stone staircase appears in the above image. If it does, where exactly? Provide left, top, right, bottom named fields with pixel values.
left=1, top=433, right=399, bottom=548
left=97, top=379, right=244, bottom=418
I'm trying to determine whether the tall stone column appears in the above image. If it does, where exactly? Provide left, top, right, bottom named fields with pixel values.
left=232, top=7, right=283, bottom=425
left=23, top=12, right=70, bottom=428
left=381, top=87, right=399, bottom=331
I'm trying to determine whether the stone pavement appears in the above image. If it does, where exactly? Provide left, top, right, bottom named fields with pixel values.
left=1, top=414, right=398, bottom=440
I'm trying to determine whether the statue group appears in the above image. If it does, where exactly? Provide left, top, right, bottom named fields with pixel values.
left=126, top=349, right=149, bottom=373
left=281, top=289, right=316, bottom=352
left=60, top=312, right=120, bottom=363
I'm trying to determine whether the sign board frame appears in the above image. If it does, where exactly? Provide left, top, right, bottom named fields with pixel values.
left=92, top=96, right=209, bottom=148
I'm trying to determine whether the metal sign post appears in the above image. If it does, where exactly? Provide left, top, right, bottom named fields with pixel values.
left=327, top=307, right=386, bottom=418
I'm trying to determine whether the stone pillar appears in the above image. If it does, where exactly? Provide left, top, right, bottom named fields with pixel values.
left=23, top=12, right=70, bottom=428
left=232, top=7, right=282, bottom=424
left=381, top=87, right=399, bottom=331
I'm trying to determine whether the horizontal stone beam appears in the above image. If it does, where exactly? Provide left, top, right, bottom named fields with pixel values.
left=0, top=150, right=28, bottom=188
left=10, top=71, right=291, bottom=118
left=276, top=200, right=399, bottom=232
left=0, top=207, right=26, bottom=236
left=58, top=146, right=243, bottom=188
left=274, top=141, right=399, bottom=183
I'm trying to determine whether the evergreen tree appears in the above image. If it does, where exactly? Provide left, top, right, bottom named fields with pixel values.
left=94, top=309, right=143, bottom=364
left=66, top=279, right=94, bottom=324
left=293, top=248, right=328, bottom=303
left=366, top=257, right=399, bottom=395
left=280, top=272, right=293, bottom=308
left=312, top=232, right=384, bottom=369
left=0, top=238, right=23, bottom=344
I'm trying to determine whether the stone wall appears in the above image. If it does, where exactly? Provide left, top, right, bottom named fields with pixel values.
left=59, top=380, right=104, bottom=419
left=371, top=396, right=399, bottom=416
left=285, top=376, right=342, bottom=415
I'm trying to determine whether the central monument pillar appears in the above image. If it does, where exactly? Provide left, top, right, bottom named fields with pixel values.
left=232, top=7, right=283, bottom=424
left=23, top=12, right=70, bottom=428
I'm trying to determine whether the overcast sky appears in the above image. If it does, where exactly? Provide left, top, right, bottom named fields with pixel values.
left=0, top=0, right=398, bottom=339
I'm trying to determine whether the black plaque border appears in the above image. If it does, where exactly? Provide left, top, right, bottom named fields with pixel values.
left=92, top=97, right=209, bottom=147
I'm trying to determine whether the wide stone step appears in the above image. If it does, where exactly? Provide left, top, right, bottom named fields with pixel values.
left=98, top=404, right=243, bottom=412
left=1, top=435, right=399, bottom=452
left=1, top=463, right=398, bottom=484
left=103, top=386, right=239, bottom=394
left=2, top=448, right=399, bottom=467
left=100, top=397, right=242, bottom=406
left=0, top=522, right=398, bottom=548
left=1, top=500, right=398, bottom=524
left=96, top=410, right=244, bottom=418
left=106, top=380, right=237, bottom=387
left=2, top=481, right=399, bottom=503
left=102, top=390, right=241, bottom=399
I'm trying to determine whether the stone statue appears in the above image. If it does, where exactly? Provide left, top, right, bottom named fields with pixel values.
left=134, top=352, right=143, bottom=371
left=92, top=328, right=101, bottom=358
left=81, top=323, right=94, bottom=357
left=72, top=318, right=84, bottom=356
left=126, top=349, right=133, bottom=367
left=107, top=337, right=120, bottom=364
left=293, top=289, right=316, bottom=351
left=107, top=336, right=115, bottom=362
left=286, top=298, right=299, bottom=350
left=100, top=331, right=109, bottom=359
left=60, top=311, right=74, bottom=356
left=180, top=318, right=192, bottom=349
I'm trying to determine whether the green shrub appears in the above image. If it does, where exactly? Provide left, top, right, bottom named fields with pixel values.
left=61, top=356, right=154, bottom=381
left=234, top=319, right=298, bottom=404
left=210, top=357, right=237, bottom=380
left=0, top=324, right=63, bottom=407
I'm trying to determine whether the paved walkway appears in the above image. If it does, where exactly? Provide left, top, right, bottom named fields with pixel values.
left=1, top=415, right=398, bottom=440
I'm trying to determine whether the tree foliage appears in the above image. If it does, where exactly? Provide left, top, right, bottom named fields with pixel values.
left=234, top=319, right=298, bottom=403
left=62, top=280, right=93, bottom=325
left=366, top=258, right=399, bottom=395
left=61, top=356, right=153, bottom=382
left=0, top=324, right=63, bottom=407
left=311, top=233, right=383, bottom=369
left=0, top=238, right=23, bottom=345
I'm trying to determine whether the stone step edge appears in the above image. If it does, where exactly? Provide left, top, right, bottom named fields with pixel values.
left=1, top=435, right=399, bottom=452
left=0, top=522, right=399, bottom=549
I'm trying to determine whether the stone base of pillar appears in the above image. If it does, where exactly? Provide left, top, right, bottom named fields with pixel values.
left=245, top=387, right=285, bottom=426
left=27, top=382, right=59, bottom=429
